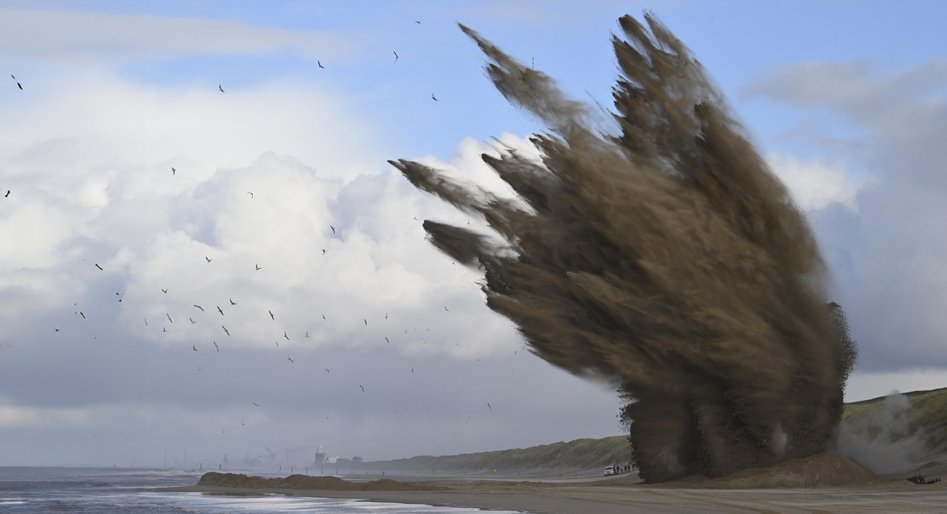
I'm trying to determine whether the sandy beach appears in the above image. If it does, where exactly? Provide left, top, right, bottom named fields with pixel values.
left=161, top=455, right=947, bottom=514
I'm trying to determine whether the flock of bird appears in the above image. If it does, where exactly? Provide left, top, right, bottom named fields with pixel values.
left=1, top=18, right=506, bottom=442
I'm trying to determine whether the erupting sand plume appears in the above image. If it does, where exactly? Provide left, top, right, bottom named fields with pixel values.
left=390, top=14, right=856, bottom=482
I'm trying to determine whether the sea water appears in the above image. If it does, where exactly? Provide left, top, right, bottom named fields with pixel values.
left=0, top=467, right=518, bottom=513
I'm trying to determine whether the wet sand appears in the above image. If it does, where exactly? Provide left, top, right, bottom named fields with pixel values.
left=164, top=475, right=947, bottom=513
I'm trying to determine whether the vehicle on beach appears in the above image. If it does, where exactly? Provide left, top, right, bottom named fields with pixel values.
left=604, top=463, right=636, bottom=476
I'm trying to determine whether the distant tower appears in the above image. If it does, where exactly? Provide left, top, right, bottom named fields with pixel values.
left=314, top=445, right=326, bottom=465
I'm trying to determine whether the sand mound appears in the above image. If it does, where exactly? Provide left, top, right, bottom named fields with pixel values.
left=668, top=453, right=880, bottom=489
left=196, top=472, right=435, bottom=491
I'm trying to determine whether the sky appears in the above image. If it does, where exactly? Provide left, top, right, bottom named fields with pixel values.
left=1, top=0, right=947, bottom=469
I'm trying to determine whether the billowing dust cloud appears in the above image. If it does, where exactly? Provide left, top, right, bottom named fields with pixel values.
left=390, top=14, right=856, bottom=482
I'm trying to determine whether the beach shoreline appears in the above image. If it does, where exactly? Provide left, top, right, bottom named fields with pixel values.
left=156, top=456, right=947, bottom=514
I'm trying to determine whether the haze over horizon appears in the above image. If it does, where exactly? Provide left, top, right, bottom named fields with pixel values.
left=2, top=1, right=947, bottom=469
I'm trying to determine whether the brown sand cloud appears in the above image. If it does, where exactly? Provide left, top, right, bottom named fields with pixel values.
left=390, top=14, right=856, bottom=482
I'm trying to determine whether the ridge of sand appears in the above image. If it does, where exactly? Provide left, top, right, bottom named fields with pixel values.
left=196, top=472, right=439, bottom=491
left=664, top=453, right=881, bottom=489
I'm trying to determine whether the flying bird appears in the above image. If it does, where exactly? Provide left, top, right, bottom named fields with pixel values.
left=324, top=368, right=330, bottom=373
left=16, top=82, right=22, bottom=90
left=252, top=402, right=260, bottom=407
left=161, top=288, right=168, bottom=294
left=205, top=256, right=212, bottom=263
left=166, top=313, right=173, bottom=323
left=255, top=264, right=262, bottom=270
left=444, top=306, right=449, bottom=312
left=171, top=167, right=176, bottom=175
left=247, top=192, right=254, bottom=199
left=393, top=51, right=399, bottom=63
left=415, top=20, right=421, bottom=24
left=193, top=304, right=204, bottom=311
left=4, top=190, right=9, bottom=198
left=322, top=314, right=326, bottom=320
left=95, top=263, right=103, bottom=271
left=192, top=345, right=198, bottom=352
left=321, top=249, right=326, bottom=255
left=364, top=319, right=368, bottom=326
left=487, top=402, right=492, bottom=410
left=212, top=341, right=219, bottom=352
left=385, top=337, right=390, bottom=344
left=221, top=325, right=230, bottom=336
left=287, top=355, right=295, bottom=364
left=305, top=331, right=310, bottom=338
left=218, top=84, right=225, bottom=93
left=283, top=331, right=289, bottom=341
left=317, top=60, right=325, bottom=69
left=217, top=306, right=224, bottom=316
left=189, top=317, right=197, bottom=324
left=359, top=384, right=365, bottom=392
left=268, top=310, right=274, bottom=320
left=162, top=327, right=167, bottom=333
left=431, top=93, right=438, bottom=101
left=330, top=225, right=335, bottom=235
left=274, top=340, right=279, bottom=348
left=229, top=298, right=236, bottom=306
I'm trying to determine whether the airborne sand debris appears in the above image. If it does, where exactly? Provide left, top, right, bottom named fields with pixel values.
left=392, top=14, right=857, bottom=482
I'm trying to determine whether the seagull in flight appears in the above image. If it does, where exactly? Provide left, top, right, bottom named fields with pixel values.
left=95, top=263, right=103, bottom=271
left=166, top=313, right=173, bottom=323
left=189, top=317, right=197, bottom=324
left=252, top=402, right=260, bottom=407
left=4, top=190, right=9, bottom=198
left=431, top=93, right=438, bottom=101
left=193, top=304, right=204, bottom=312
left=274, top=340, right=279, bottom=348
left=359, top=384, right=365, bottom=393
left=161, top=288, right=168, bottom=294
left=283, top=331, right=289, bottom=341
left=268, top=310, right=275, bottom=320
left=393, top=51, right=399, bottom=63
left=229, top=298, right=237, bottom=306
left=330, top=225, right=335, bottom=235
left=255, top=264, right=262, bottom=271
left=487, top=402, right=492, bottom=410
left=217, top=306, right=224, bottom=316
left=385, top=337, right=390, bottom=344
left=322, top=249, right=326, bottom=255
left=287, top=355, right=295, bottom=364
left=317, top=60, right=325, bottom=69
left=325, top=368, right=330, bottom=374
left=171, top=167, right=176, bottom=175
left=192, top=345, right=198, bottom=352
left=221, top=325, right=230, bottom=336
left=218, top=84, right=225, bottom=93
left=444, top=306, right=449, bottom=312
left=16, top=82, right=22, bottom=91
left=364, top=319, right=368, bottom=326
left=322, top=314, right=326, bottom=320
left=205, top=256, right=212, bottom=263
left=247, top=192, right=254, bottom=199
left=305, top=331, right=310, bottom=338
left=212, top=341, right=219, bottom=352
